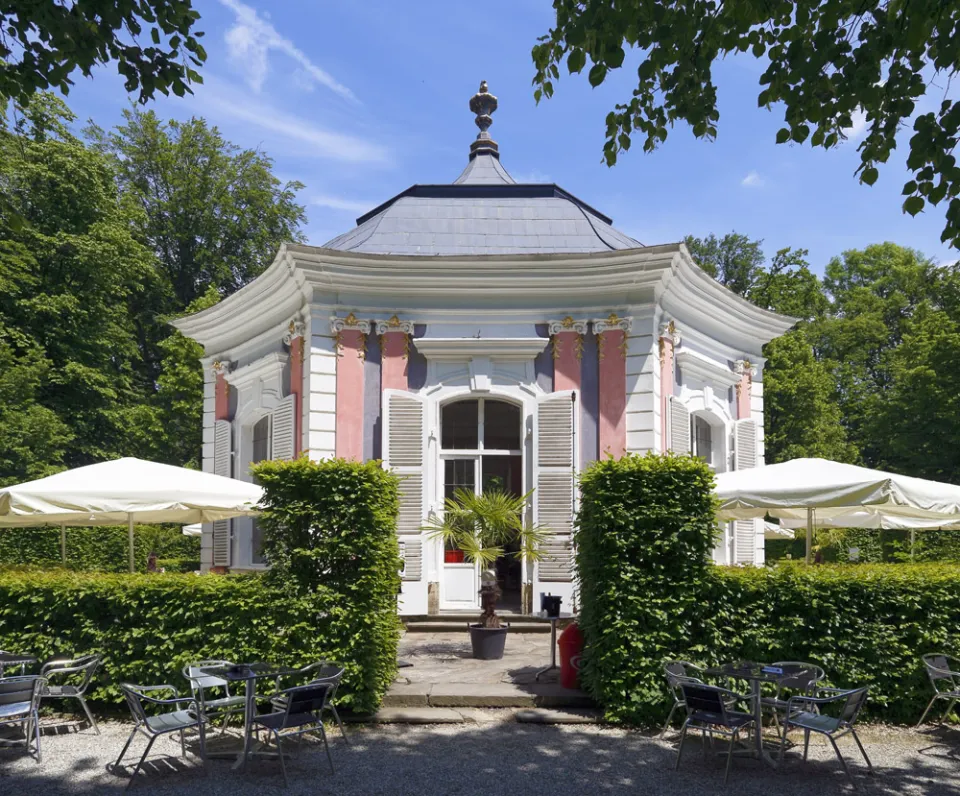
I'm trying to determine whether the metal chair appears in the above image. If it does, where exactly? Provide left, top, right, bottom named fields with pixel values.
left=778, top=686, right=872, bottom=789
left=270, top=661, right=349, bottom=744
left=760, top=660, right=826, bottom=735
left=660, top=660, right=707, bottom=738
left=114, top=683, right=207, bottom=789
left=917, top=653, right=960, bottom=727
left=0, top=675, right=45, bottom=763
left=252, top=682, right=335, bottom=786
left=182, top=659, right=246, bottom=733
left=39, top=653, right=102, bottom=734
left=675, top=682, right=757, bottom=785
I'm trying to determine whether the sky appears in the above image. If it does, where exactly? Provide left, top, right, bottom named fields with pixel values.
left=59, top=0, right=958, bottom=273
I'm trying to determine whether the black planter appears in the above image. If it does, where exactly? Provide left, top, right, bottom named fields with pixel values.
left=469, top=623, right=509, bottom=660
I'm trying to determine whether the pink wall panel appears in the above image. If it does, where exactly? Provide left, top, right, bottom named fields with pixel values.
left=598, top=329, right=627, bottom=459
left=335, top=329, right=365, bottom=461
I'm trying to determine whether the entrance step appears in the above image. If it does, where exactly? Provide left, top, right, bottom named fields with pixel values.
left=404, top=621, right=551, bottom=634
left=348, top=707, right=602, bottom=725
left=382, top=681, right=594, bottom=709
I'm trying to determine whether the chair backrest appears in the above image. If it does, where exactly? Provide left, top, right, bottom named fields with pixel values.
left=664, top=660, right=703, bottom=691
left=120, top=684, right=150, bottom=726
left=680, top=683, right=727, bottom=718
left=0, top=676, right=43, bottom=715
left=838, top=687, right=870, bottom=726
left=72, top=654, right=101, bottom=692
left=922, top=654, right=959, bottom=694
left=772, top=661, right=825, bottom=693
left=183, top=660, right=234, bottom=692
left=283, top=683, right=332, bottom=722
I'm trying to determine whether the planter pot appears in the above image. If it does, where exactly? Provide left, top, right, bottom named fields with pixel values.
left=469, top=623, right=509, bottom=660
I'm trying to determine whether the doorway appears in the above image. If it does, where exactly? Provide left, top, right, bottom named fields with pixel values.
left=438, top=398, right=524, bottom=611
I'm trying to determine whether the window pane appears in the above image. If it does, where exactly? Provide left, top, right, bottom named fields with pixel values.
left=253, top=416, right=270, bottom=464
left=481, top=455, right=522, bottom=496
left=441, top=400, right=479, bottom=449
left=694, top=417, right=712, bottom=466
left=444, top=459, right=475, bottom=501
left=483, top=400, right=521, bottom=450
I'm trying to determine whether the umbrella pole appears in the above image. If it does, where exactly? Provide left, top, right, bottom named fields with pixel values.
left=60, top=523, right=66, bottom=565
left=910, top=529, right=916, bottom=561
left=128, top=515, right=135, bottom=574
left=805, top=508, right=813, bottom=565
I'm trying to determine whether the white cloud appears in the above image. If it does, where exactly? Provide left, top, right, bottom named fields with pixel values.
left=843, top=108, right=868, bottom=140
left=312, top=195, right=378, bottom=213
left=200, top=91, right=388, bottom=164
left=741, top=171, right=764, bottom=188
left=218, top=0, right=355, bottom=101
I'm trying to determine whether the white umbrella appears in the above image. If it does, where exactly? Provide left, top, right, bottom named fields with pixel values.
left=715, top=458, right=960, bottom=563
left=0, top=458, right=263, bottom=572
left=764, top=521, right=794, bottom=540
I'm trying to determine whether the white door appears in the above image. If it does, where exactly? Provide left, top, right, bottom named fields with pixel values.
left=439, top=456, right=480, bottom=610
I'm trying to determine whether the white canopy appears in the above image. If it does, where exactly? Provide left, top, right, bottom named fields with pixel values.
left=764, top=521, right=794, bottom=540
left=715, top=458, right=960, bottom=562
left=0, top=458, right=262, bottom=571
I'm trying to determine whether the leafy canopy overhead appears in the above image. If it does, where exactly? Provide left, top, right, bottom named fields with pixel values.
left=0, top=1, right=206, bottom=104
left=533, top=0, right=960, bottom=247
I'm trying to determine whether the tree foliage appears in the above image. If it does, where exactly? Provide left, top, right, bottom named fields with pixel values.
left=533, top=0, right=960, bottom=247
left=0, top=0, right=206, bottom=105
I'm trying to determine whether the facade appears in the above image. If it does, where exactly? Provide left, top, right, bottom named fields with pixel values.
left=174, top=83, right=795, bottom=615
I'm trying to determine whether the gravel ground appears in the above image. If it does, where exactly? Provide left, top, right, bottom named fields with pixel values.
left=1, top=717, right=958, bottom=795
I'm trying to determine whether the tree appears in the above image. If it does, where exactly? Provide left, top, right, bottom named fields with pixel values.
left=88, top=109, right=306, bottom=312
left=684, top=232, right=764, bottom=296
left=533, top=1, right=960, bottom=247
left=0, top=1, right=206, bottom=104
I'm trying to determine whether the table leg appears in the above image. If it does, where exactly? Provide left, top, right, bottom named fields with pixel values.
left=232, top=677, right=255, bottom=771
left=753, top=680, right=779, bottom=769
left=535, top=620, right=559, bottom=682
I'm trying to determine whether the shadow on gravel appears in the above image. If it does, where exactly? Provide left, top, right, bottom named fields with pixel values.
left=1, top=719, right=959, bottom=795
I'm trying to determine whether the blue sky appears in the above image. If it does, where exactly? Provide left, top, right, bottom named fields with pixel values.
left=63, top=0, right=956, bottom=273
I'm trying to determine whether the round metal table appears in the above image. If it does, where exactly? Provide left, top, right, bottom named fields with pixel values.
left=534, top=613, right=575, bottom=682
left=0, top=652, right=36, bottom=677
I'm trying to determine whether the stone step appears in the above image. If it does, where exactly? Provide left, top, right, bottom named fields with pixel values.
left=403, top=612, right=554, bottom=624
left=347, top=707, right=602, bottom=725
left=404, top=621, right=551, bottom=634
left=382, top=681, right=594, bottom=709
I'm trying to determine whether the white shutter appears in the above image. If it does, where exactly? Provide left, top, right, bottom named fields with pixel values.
left=534, top=391, right=577, bottom=583
left=271, top=393, right=297, bottom=461
left=668, top=396, right=691, bottom=453
left=212, top=420, right=232, bottom=567
left=383, top=391, right=426, bottom=580
left=734, top=418, right=760, bottom=563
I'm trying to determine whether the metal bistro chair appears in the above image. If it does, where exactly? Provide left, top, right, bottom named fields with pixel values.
left=778, top=686, right=872, bottom=789
left=182, top=659, right=246, bottom=733
left=675, top=682, right=757, bottom=785
left=114, top=683, right=207, bottom=789
left=253, top=682, right=335, bottom=786
left=0, top=676, right=45, bottom=763
left=39, top=653, right=102, bottom=734
left=917, top=653, right=960, bottom=727
left=660, top=660, right=708, bottom=738
left=761, top=661, right=826, bottom=737
left=270, top=661, right=349, bottom=744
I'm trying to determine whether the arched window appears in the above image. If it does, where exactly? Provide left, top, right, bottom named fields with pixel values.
left=692, top=415, right=714, bottom=470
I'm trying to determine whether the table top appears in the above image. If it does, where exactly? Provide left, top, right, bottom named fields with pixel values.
left=0, top=652, right=36, bottom=665
left=200, top=662, right=297, bottom=682
left=537, top=612, right=576, bottom=621
left=704, top=662, right=813, bottom=684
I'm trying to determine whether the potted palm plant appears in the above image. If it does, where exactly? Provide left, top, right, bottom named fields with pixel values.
left=425, top=487, right=546, bottom=660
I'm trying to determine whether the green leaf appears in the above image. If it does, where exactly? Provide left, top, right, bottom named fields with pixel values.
left=588, top=63, right=608, bottom=87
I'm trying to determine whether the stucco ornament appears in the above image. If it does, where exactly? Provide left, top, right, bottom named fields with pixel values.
left=282, top=319, right=306, bottom=345
left=548, top=316, right=588, bottom=361
left=330, top=313, right=371, bottom=360
left=658, top=320, right=682, bottom=365
left=210, top=359, right=234, bottom=374
left=592, top=313, right=632, bottom=361
left=375, top=314, right=414, bottom=360
left=734, top=359, right=757, bottom=400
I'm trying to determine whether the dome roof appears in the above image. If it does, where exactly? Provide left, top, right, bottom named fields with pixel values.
left=322, top=83, right=641, bottom=256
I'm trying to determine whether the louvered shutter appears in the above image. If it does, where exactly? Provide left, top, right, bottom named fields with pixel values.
left=535, top=391, right=576, bottom=582
left=734, top=418, right=760, bottom=563
left=271, top=394, right=297, bottom=461
left=668, top=396, right=691, bottom=453
left=383, top=390, right=425, bottom=582
left=212, top=420, right=232, bottom=567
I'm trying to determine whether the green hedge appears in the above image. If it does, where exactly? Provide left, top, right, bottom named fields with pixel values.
left=576, top=453, right=960, bottom=726
left=0, top=524, right=200, bottom=572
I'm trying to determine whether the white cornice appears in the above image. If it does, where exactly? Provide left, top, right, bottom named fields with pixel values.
left=414, top=337, right=549, bottom=363
left=676, top=348, right=741, bottom=388
left=224, top=352, right=289, bottom=392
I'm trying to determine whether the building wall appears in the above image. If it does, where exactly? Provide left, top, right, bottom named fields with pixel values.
left=308, top=314, right=337, bottom=461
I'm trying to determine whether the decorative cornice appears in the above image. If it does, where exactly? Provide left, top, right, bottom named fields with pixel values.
left=330, top=312, right=371, bottom=335
left=675, top=348, right=741, bottom=388
left=548, top=316, right=589, bottom=335
left=413, top=337, right=548, bottom=363
left=593, top=313, right=633, bottom=334
left=658, top=319, right=682, bottom=345
left=282, top=319, right=306, bottom=345
left=224, top=352, right=289, bottom=391
left=375, top=314, right=415, bottom=335
left=734, top=359, right=757, bottom=378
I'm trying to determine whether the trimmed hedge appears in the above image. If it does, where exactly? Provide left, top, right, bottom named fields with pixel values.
left=576, top=453, right=960, bottom=726
left=0, top=524, right=200, bottom=572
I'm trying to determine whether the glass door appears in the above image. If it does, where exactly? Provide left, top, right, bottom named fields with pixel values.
left=440, top=456, right=479, bottom=609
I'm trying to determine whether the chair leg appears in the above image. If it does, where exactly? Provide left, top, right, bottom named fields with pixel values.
left=330, top=705, right=349, bottom=745
left=850, top=729, right=872, bottom=773
left=275, top=733, right=288, bottom=788
left=659, top=702, right=679, bottom=739
left=724, top=729, right=737, bottom=785
left=803, top=729, right=811, bottom=761
left=33, top=711, right=42, bottom=764
left=114, top=728, right=138, bottom=768
left=197, top=722, right=208, bottom=767
left=916, top=694, right=939, bottom=728
left=828, top=735, right=857, bottom=790
left=940, top=698, right=957, bottom=726
left=77, top=695, right=100, bottom=735
left=180, top=728, right=186, bottom=758
left=318, top=723, right=334, bottom=774
left=674, top=720, right=689, bottom=770
left=127, top=735, right=157, bottom=790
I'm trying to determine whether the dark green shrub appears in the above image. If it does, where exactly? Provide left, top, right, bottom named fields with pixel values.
left=0, top=524, right=199, bottom=572
left=251, top=457, right=403, bottom=712
left=575, top=453, right=717, bottom=724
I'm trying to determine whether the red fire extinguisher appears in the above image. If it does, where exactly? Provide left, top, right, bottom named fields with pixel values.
left=558, top=622, right=584, bottom=689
